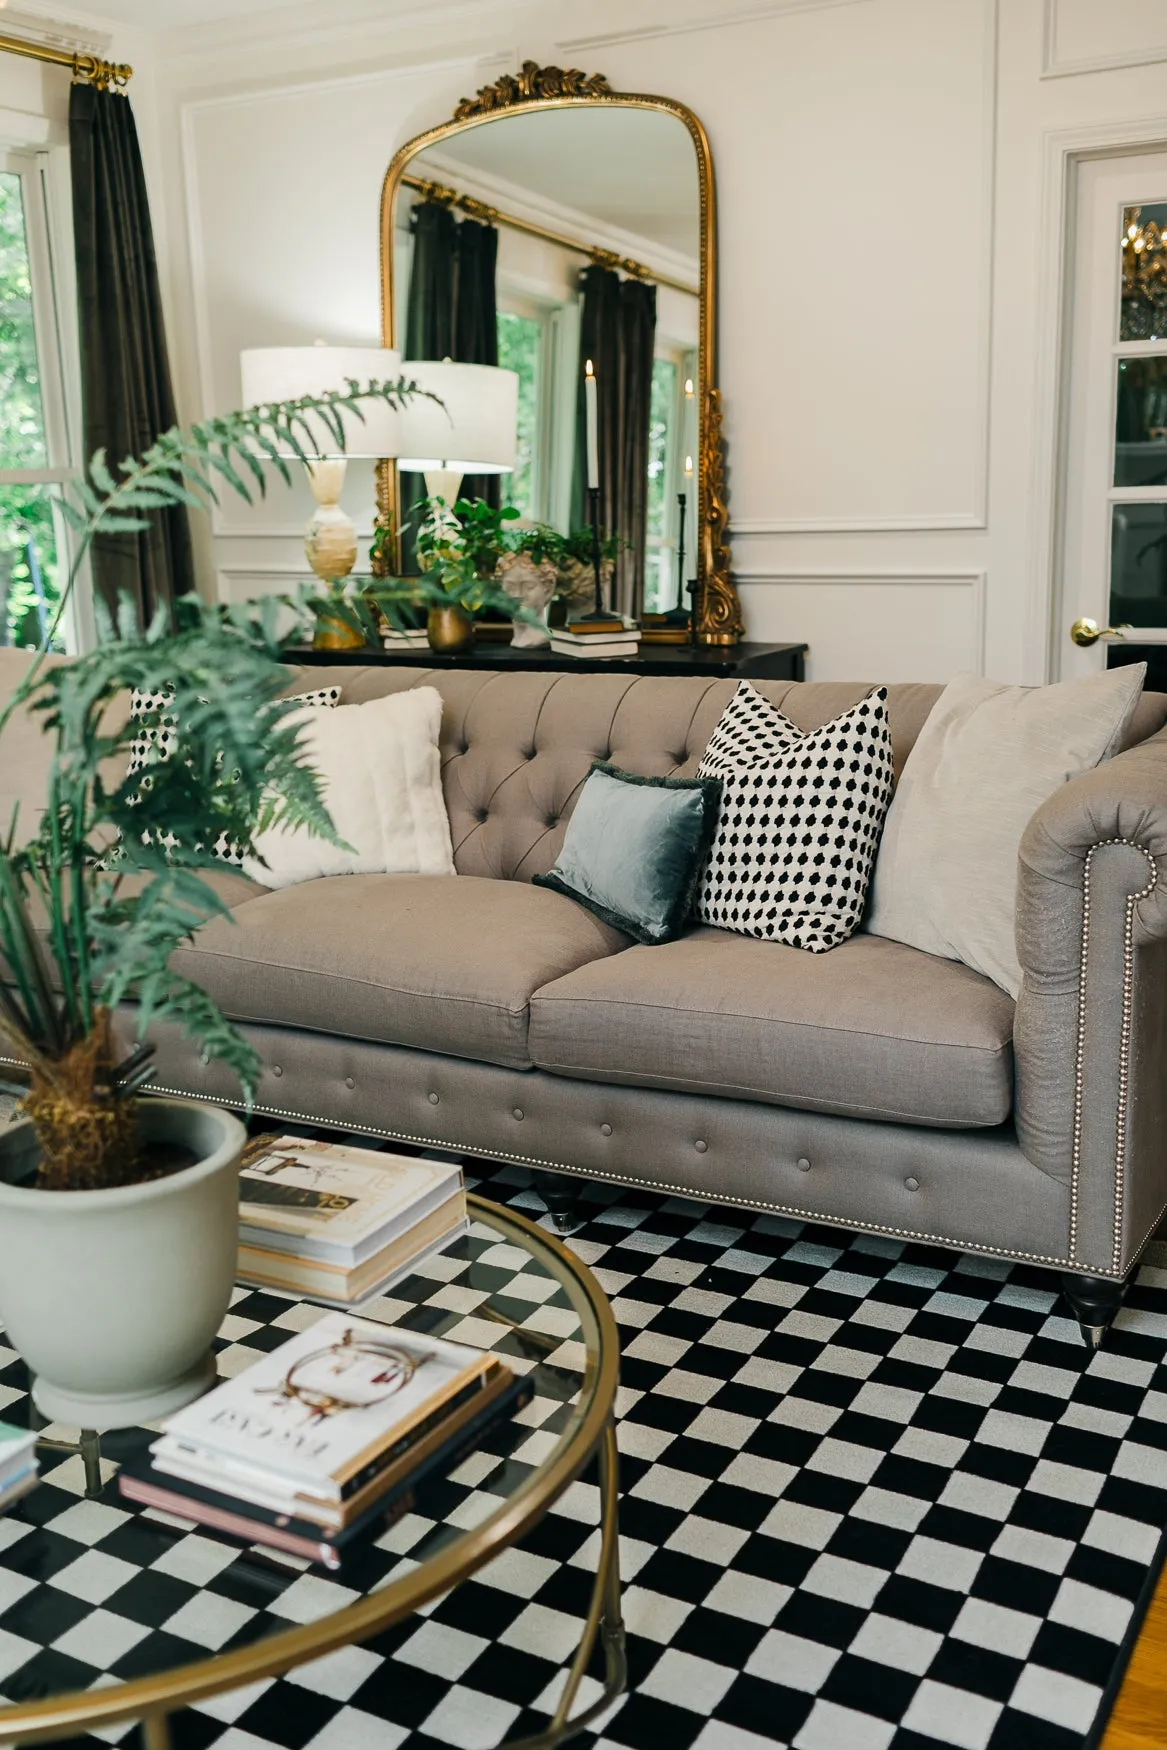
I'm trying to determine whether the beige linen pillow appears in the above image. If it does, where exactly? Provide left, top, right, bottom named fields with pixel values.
left=864, top=665, right=1146, bottom=996
left=243, top=686, right=455, bottom=888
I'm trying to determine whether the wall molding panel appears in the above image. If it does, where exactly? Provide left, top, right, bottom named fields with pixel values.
left=732, top=569, right=987, bottom=681
left=1041, top=0, right=1167, bottom=79
left=558, top=0, right=871, bottom=53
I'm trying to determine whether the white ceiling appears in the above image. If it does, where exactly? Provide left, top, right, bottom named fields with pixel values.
left=413, top=107, right=700, bottom=266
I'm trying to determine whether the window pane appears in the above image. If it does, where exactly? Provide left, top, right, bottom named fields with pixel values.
left=1120, top=203, right=1167, bottom=343
left=646, top=358, right=677, bottom=544
left=496, top=310, right=540, bottom=518
left=1110, top=502, right=1167, bottom=626
left=0, top=484, right=61, bottom=648
left=1114, top=356, right=1167, bottom=486
left=0, top=172, right=47, bottom=468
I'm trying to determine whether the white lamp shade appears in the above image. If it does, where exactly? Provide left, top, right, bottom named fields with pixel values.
left=396, top=361, right=518, bottom=475
left=239, top=345, right=405, bottom=458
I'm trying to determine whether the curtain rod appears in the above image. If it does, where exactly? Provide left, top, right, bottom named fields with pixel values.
left=0, top=32, right=132, bottom=89
left=402, top=172, right=697, bottom=298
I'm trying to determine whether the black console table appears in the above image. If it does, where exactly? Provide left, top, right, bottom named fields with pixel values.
left=286, top=640, right=807, bottom=681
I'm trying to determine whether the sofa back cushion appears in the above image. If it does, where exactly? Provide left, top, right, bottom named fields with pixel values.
left=5, top=649, right=1165, bottom=888
left=277, top=668, right=975, bottom=882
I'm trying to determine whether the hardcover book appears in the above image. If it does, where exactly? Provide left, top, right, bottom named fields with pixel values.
left=238, top=1136, right=465, bottom=1265
left=153, top=1311, right=500, bottom=1507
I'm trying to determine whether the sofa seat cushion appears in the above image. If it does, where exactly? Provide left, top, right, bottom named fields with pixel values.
left=170, top=873, right=628, bottom=1071
left=528, top=927, right=1014, bottom=1128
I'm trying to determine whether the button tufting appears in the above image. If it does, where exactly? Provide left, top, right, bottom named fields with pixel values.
left=796, top=1157, right=811, bottom=1172
left=600, top=1123, right=612, bottom=1137
left=525, top=748, right=536, bottom=761
left=428, top=1092, right=439, bottom=1105
left=460, top=744, right=469, bottom=755
left=546, top=815, right=558, bottom=829
left=345, top=1077, right=355, bottom=1089
left=694, top=1139, right=708, bottom=1154
left=904, top=1176, right=920, bottom=1192
left=512, top=1107, right=524, bottom=1121
left=476, top=808, right=488, bottom=823
left=271, top=1065, right=283, bottom=1077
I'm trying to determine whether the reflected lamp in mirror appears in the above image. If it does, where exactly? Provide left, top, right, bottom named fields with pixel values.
left=395, top=360, right=519, bottom=506
left=239, top=344, right=406, bottom=587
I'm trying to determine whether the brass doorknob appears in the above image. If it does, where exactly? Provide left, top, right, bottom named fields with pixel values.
left=1070, top=617, right=1132, bottom=648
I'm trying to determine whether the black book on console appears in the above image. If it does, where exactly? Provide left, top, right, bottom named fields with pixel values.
left=119, top=1371, right=532, bottom=1570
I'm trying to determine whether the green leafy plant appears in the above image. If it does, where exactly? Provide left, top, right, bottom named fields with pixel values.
left=411, top=498, right=533, bottom=618
left=0, top=378, right=429, bottom=1192
left=451, top=498, right=521, bottom=578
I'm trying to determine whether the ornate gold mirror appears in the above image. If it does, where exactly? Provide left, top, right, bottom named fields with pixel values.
left=378, top=62, right=741, bottom=644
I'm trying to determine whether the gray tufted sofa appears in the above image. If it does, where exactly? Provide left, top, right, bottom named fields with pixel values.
left=5, top=651, right=1167, bottom=1338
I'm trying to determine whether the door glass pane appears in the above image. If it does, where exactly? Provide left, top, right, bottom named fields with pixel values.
left=1111, top=502, right=1167, bottom=625
left=0, top=171, right=47, bottom=468
left=496, top=309, right=540, bottom=518
left=1114, top=356, right=1167, bottom=485
left=1120, top=203, right=1167, bottom=342
left=1, top=484, right=60, bottom=648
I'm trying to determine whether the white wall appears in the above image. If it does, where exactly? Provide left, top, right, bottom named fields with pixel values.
left=142, top=0, right=1167, bottom=682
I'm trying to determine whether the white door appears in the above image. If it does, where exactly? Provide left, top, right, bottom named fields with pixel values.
left=1059, top=151, right=1167, bottom=679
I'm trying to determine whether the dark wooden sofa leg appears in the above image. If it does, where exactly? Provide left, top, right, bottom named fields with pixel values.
left=533, top=1170, right=581, bottom=1234
left=1061, top=1272, right=1128, bottom=1349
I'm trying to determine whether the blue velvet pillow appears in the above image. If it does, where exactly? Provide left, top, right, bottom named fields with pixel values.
left=533, top=761, right=721, bottom=945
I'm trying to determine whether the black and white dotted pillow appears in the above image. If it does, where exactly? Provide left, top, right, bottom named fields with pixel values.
left=118, top=683, right=341, bottom=868
left=696, top=683, right=895, bottom=952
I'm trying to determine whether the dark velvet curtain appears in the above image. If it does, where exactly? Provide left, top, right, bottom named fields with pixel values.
left=454, top=217, right=499, bottom=510
left=69, top=83, right=194, bottom=626
left=575, top=265, right=657, bottom=618
left=401, top=202, right=457, bottom=568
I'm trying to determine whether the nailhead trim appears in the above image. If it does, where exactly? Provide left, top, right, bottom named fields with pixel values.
left=1070, top=840, right=1158, bottom=1273
left=129, top=1079, right=1113, bottom=1275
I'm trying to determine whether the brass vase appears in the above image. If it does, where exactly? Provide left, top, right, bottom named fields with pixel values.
left=427, top=605, right=475, bottom=654
left=312, top=607, right=365, bottom=652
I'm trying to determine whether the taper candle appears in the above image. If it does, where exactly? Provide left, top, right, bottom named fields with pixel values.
left=585, top=358, right=599, bottom=490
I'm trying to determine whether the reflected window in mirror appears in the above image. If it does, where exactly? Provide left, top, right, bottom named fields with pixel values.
left=497, top=306, right=544, bottom=519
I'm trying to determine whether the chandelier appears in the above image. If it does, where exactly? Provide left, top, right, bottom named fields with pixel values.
left=1121, top=208, right=1167, bottom=340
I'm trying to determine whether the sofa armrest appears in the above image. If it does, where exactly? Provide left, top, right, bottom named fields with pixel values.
left=1014, top=727, right=1167, bottom=1274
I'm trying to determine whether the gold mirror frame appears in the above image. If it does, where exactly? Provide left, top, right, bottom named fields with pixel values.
left=378, top=61, right=743, bottom=645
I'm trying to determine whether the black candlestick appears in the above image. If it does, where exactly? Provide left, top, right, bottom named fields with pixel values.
left=576, top=484, right=610, bottom=622
left=675, top=491, right=687, bottom=613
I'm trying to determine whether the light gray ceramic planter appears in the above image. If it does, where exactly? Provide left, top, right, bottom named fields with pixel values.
left=0, top=1097, right=244, bottom=1431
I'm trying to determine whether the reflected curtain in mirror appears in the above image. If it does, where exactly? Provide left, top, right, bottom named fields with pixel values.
left=577, top=265, right=656, bottom=618
left=455, top=218, right=500, bottom=509
left=69, top=82, right=194, bottom=624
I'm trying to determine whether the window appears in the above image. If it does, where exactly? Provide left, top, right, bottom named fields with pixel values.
left=496, top=308, right=543, bottom=520
left=644, top=351, right=697, bottom=614
left=0, top=155, right=71, bottom=651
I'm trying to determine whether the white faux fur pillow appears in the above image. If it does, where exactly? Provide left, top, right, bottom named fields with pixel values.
left=243, top=687, right=455, bottom=888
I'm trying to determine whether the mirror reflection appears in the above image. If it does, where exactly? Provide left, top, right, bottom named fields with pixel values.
left=392, top=105, right=701, bottom=621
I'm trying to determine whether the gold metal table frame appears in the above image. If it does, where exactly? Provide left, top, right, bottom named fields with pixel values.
left=0, top=1195, right=625, bottom=1750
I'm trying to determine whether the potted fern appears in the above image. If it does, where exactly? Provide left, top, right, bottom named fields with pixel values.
left=0, top=380, right=420, bottom=1429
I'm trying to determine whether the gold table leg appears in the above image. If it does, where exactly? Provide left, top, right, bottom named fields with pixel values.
left=141, top=1713, right=172, bottom=1750
left=501, top=1416, right=626, bottom=1749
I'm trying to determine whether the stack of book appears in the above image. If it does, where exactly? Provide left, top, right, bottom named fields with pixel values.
left=0, top=1423, right=36, bottom=1512
left=119, top=1313, right=527, bottom=1568
left=550, top=616, right=640, bottom=660
left=236, top=1136, right=468, bottom=1307
left=382, top=626, right=429, bottom=649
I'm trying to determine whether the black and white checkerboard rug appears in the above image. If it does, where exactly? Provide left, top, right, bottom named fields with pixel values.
left=7, top=1149, right=1167, bottom=1750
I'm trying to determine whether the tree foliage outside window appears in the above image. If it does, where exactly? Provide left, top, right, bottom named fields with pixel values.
left=0, top=171, right=60, bottom=649
left=497, top=309, right=541, bottom=519
left=645, top=356, right=678, bottom=612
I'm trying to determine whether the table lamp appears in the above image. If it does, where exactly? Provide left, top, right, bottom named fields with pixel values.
left=395, top=360, right=518, bottom=507
left=239, top=344, right=406, bottom=586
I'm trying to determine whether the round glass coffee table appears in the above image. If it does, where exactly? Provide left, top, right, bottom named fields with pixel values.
left=0, top=1194, right=623, bottom=1749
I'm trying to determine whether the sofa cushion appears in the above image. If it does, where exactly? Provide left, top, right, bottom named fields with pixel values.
left=529, top=927, right=1014, bottom=1128
left=169, top=873, right=628, bottom=1070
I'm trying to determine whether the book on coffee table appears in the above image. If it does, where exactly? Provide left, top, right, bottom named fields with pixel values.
left=120, top=1362, right=530, bottom=1569
left=236, top=1136, right=468, bottom=1304
left=151, top=1312, right=499, bottom=1511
